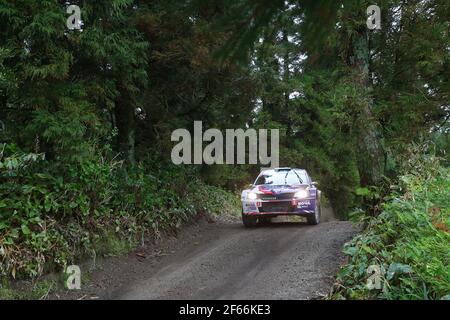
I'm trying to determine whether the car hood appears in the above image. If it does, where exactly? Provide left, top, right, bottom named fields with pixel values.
left=251, top=184, right=308, bottom=195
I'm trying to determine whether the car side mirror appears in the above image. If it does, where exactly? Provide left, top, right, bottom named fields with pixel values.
left=311, top=181, right=318, bottom=186
left=246, top=183, right=254, bottom=189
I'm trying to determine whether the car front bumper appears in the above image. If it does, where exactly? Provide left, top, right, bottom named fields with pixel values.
left=242, top=198, right=316, bottom=215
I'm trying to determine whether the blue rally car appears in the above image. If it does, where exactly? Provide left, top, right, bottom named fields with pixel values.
left=241, top=168, right=321, bottom=227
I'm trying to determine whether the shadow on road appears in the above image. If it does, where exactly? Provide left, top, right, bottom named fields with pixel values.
left=256, top=221, right=310, bottom=228
left=235, top=204, right=337, bottom=229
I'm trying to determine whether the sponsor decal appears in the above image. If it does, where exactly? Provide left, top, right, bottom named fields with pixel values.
left=297, top=200, right=311, bottom=207
left=261, top=196, right=277, bottom=200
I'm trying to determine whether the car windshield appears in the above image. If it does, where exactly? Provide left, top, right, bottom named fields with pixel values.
left=254, top=170, right=307, bottom=186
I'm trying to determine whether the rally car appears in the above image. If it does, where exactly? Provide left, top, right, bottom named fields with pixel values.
left=241, top=167, right=321, bottom=227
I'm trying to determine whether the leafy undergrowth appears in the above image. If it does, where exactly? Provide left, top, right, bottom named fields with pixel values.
left=0, top=279, right=56, bottom=300
left=0, top=144, right=240, bottom=283
left=331, top=166, right=450, bottom=300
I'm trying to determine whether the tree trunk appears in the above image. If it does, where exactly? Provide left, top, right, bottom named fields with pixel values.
left=0, top=91, right=6, bottom=132
left=114, top=85, right=136, bottom=165
left=351, top=27, right=384, bottom=185
left=282, top=30, right=293, bottom=136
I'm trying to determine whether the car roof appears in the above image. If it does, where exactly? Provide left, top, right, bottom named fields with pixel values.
left=260, top=168, right=307, bottom=175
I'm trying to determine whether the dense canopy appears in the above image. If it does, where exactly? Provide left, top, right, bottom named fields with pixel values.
left=0, top=0, right=448, bottom=285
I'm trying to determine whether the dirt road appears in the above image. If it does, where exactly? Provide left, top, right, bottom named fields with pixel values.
left=57, top=213, right=358, bottom=300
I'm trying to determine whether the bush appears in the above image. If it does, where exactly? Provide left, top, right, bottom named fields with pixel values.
left=0, top=143, right=240, bottom=279
left=331, top=165, right=450, bottom=300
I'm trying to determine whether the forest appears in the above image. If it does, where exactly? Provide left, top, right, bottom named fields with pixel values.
left=0, top=0, right=449, bottom=299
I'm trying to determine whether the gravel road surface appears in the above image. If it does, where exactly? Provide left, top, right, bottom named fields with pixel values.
left=55, top=212, right=358, bottom=300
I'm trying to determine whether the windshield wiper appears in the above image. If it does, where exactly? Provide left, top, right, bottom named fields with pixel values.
left=284, top=170, right=290, bottom=185
left=293, top=171, right=303, bottom=184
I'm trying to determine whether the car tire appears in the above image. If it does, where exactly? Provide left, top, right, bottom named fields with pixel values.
left=307, top=201, right=321, bottom=225
left=242, top=213, right=258, bottom=228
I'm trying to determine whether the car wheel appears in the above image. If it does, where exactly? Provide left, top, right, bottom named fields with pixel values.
left=242, top=213, right=258, bottom=228
left=307, top=201, right=321, bottom=225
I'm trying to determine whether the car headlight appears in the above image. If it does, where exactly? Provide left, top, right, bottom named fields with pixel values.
left=294, top=189, right=309, bottom=199
left=247, top=192, right=257, bottom=200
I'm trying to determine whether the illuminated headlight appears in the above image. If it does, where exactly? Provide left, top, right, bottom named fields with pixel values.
left=294, top=189, right=309, bottom=199
left=247, top=192, right=257, bottom=200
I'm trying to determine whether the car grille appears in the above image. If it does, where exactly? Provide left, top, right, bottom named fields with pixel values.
left=258, top=193, right=295, bottom=200
left=261, top=202, right=292, bottom=213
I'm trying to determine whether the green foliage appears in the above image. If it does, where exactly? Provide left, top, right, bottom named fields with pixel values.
left=0, top=278, right=56, bottom=300
left=331, top=160, right=450, bottom=300
left=0, top=144, right=239, bottom=279
left=212, top=0, right=345, bottom=63
left=0, top=0, right=449, bottom=287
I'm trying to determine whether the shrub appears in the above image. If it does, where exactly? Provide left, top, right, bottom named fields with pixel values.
left=0, top=143, right=240, bottom=279
left=331, top=166, right=450, bottom=299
